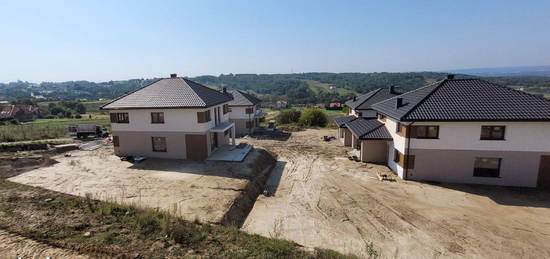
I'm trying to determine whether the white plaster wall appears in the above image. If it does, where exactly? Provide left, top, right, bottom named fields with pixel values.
left=386, top=141, right=404, bottom=178
left=229, top=106, right=259, bottom=119
left=409, top=121, right=550, bottom=152
left=110, top=103, right=229, bottom=133
left=383, top=118, right=406, bottom=153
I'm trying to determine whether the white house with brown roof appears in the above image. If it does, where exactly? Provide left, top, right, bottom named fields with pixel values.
left=101, top=74, right=235, bottom=160
left=336, top=75, right=550, bottom=188
left=226, top=89, right=264, bottom=136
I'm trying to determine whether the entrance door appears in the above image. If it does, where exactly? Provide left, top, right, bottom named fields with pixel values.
left=538, top=155, right=550, bottom=189
left=185, top=134, right=208, bottom=160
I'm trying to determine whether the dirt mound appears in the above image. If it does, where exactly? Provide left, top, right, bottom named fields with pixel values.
left=277, top=126, right=304, bottom=132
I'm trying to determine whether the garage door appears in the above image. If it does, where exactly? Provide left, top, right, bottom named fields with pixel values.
left=185, top=134, right=208, bottom=160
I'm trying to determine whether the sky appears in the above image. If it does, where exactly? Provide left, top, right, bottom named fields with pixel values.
left=1, top=0, right=550, bottom=82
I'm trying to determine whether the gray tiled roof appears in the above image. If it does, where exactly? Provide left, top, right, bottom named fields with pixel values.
left=345, top=87, right=400, bottom=110
left=345, top=118, right=392, bottom=140
left=333, top=115, right=358, bottom=128
left=372, top=78, right=550, bottom=121
left=227, top=89, right=262, bottom=106
left=101, top=78, right=233, bottom=110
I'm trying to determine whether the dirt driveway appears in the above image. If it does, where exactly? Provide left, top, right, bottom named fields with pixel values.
left=8, top=147, right=274, bottom=224
left=241, top=128, right=550, bottom=258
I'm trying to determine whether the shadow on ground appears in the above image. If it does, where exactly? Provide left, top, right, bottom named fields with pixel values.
left=427, top=181, right=550, bottom=208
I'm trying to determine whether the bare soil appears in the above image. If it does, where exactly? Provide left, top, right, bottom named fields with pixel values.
left=0, top=230, right=88, bottom=258
left=7, top=146, right=275, bottom=224
left=241, top=128, right=550, bottom=258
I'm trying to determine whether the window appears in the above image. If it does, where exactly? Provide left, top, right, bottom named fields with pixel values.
left=412, top=125, right=439, bottom=139
left=245, top=107, right=254, bottom=114
left=110, top=113, right=129, bottom=123
left=480, top=126, right=505, bottom=140
left=473, top=157, right=501, bottom=177
left=113, top=136, right=120, bottom=147
left=151, top=137, right=167, bottom=152
left=151, top=112, right=164, bottom=124
left=197, top=110, right=211, bottom=123
left=223, top=104, right=229, bottom=114
left=396, top=122, right=401, bottom=133
left=393, top=148, right=400, bottom=163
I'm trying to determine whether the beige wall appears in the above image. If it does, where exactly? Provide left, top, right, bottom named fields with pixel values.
left=408, top=148, right=550, bottom=187
left=113, top=131, right=190, bottom=159
left=229, top=105, right=261, bottom=119
left=231, top=118, right=254, bottom=136
left=360, top=140, right=388, bottom=163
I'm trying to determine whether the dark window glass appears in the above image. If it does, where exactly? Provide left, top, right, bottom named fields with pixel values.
left=152, top=137, right=167, bottom=152
left=110, top=113, right=129, bottom=123
left=151, top=112, right=164, bottom=124
left=480, top=126, right=505, bottom=140
left=473, top=157, right=501, bottom=177
left=413, top=125, right=439, bottom=139
left=393, top=149, right=400, bottom=163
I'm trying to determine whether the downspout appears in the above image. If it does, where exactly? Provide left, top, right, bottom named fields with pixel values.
left=404, top=122, right=414, bottom=180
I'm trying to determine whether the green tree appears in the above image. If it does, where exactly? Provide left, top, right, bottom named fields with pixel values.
left=75, top=103, right=86, bottom=114
left=299, top=108, right=327, bottom=127
left=275, top=109, right=301, bottom=124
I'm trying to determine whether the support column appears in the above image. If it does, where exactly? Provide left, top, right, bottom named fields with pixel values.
left=231, top=125, right=236, bottom=146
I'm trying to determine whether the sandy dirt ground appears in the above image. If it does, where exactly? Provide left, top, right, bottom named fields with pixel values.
left=8, top=147, right=268, bottom=224
left=241, top=128, right=550, bottom=258
left=0, top=230, right=88, bottom=258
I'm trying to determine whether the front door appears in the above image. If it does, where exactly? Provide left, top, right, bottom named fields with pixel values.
left=538, top=155, right=550, bottom=189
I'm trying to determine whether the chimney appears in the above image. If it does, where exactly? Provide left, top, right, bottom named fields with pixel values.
left=396, top=97, right=403, bottom=109
left=389, top=85, right=395, bottom=94
left=353, top=96, right=357, bottom=101
left=170, top=73, right=177, bottom=78
left=447, top=74, right=455, bottom=80
left=222, top=87, right=227, bottom=94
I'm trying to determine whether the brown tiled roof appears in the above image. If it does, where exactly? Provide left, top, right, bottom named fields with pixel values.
left=101, top=77, right=233, bottom=110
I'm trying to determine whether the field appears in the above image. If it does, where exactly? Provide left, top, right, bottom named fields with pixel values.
left=0, top=114, right=109, bottom=142
left=37, top=100, right=111, bottom=114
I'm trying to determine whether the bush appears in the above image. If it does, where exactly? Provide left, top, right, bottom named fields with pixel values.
left=298, top=108, right=327, bottom=127
left=75, top=114, right=82, bottom=119
left=275, top=109, right=301, bottom=124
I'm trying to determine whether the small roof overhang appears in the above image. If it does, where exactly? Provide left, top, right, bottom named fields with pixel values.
left=210, top=122, right=234, bottom=132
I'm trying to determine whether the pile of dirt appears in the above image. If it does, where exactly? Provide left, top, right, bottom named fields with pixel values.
left=0, top=156, right=58, bottom=178
left=0, top=143, right=49, bottom=152
left=277, top=125, right=304, bottom=132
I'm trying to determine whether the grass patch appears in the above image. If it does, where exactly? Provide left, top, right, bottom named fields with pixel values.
left=0, top=114, right=109, bottom=142
left=0, top=179, right=357, bottom=258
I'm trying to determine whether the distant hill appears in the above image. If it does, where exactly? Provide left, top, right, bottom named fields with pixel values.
left=446, top=65, right=550, bottom=77
left=1, top=72, right=549, bottom=104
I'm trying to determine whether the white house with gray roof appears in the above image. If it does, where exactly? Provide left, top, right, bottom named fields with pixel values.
left=101, top=74, right=235, bottom=160
left=225, top=89, right=264, bottom=136
left=336, top=75, right=550, bottom=188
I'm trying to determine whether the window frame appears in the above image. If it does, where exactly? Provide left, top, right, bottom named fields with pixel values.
left=393, top=148, right=400, bottom=163
left=480, top=126, right=506, bottom=140
left=473, top=157, right=501, bottom=178
left=151, top=136, right=167, bottom=152
left=396, top=122, right=401, bottom=133
left=151, top=112, right=164, bottom=124
left=110, top=112, right=129, bottom=123
left=245, top=107, right=254, bottom=114
left=413, top=125, right=439, bottom=139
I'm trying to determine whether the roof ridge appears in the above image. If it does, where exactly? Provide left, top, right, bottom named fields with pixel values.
left=181, top=78, right=207, bottom=106
left=399, top=79, right=447, bottom=120
left=354, top=88, right=382, bottom=107
left=100, top=78, right=163, bottom=110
